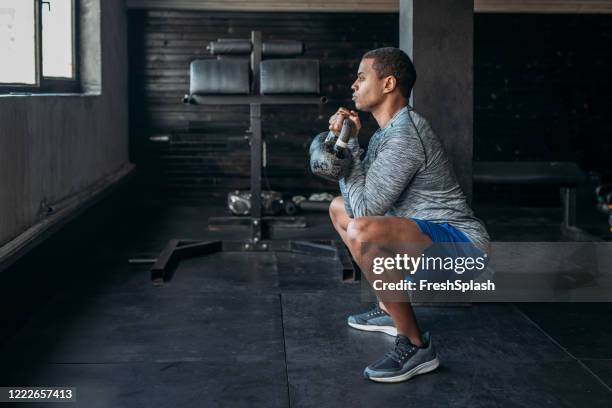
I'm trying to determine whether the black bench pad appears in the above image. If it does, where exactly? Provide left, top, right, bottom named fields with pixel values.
left=473, top=161, right=588, bottom=186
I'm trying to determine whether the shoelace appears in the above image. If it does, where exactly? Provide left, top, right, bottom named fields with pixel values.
left=386, top=337, right=417, bottom=363
left=367, top=304, right=386, bottom=317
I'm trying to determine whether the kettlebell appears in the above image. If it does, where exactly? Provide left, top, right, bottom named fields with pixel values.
left=309, top=119, right=354, bottom=182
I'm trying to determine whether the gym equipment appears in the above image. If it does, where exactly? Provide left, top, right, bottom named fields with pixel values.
left=260, top=59, right=319, bottom=94
left=473, top=161, right=597, bottom=240
left=208, top=39, right=303, bottom=57
left=227, top=190, right=289, bottom=216
left=262, top=40, right=303, bottom=57
left=287, top=194, right=333, bottom=213
left=205, top=38, right=316, bottom=94
left=207, top=39, right=252, bottom=55
left=309, top=119, right=354, bottom=182
left=298, top=200, right=330, bottom=212
left=148, top=31, right=357, bottom=284
left=283, top=200, right=298, bottom=216
left=595, top=184, right=612, bottom=233
left=189, top=59, right=250, bottom=95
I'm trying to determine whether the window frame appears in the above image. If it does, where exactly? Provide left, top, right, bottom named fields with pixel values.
left=0, top=0, right=79, bottom=94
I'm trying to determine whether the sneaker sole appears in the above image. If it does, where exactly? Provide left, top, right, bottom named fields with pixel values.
left=366, top=357, right=440, bottom=383
left=347, top=321, right=397, bottom=337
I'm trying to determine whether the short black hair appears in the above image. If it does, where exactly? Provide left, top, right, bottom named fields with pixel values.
left=362, top=47, right=416, bottom=99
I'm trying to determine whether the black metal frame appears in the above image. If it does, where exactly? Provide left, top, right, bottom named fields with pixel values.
left=560, top=186, right=597, bottom=241
left=149, top=30, right=356, bottom=284
left=150, top=239, right=359, bottom=284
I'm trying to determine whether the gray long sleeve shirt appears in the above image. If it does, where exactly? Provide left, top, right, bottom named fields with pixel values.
left=338, top=106, right=490, bottom=252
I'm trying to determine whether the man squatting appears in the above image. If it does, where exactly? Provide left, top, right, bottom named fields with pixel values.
left=326, top=47, right=490, bottom=383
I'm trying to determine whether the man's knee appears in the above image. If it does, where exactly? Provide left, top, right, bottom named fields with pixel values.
left=346, top=218, right=374, bottom=244
left=329, top=196, right=345, bottom=222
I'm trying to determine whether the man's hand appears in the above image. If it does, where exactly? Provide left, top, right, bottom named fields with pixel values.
left=329, top=107, right=361, bottom=138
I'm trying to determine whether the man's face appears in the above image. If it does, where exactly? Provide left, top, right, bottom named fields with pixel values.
left=351, top=58, right=385, bottom=112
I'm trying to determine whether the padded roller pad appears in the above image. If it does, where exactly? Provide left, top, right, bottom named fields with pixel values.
left=260, top=59, right=319, bottom=95
left=189, top=59, right=250, bottom=95
left=209, top=39, right=302, bottom=56
left=208, top=40, right=252, bottom=55
left=262, top=41, right=303, bottom=57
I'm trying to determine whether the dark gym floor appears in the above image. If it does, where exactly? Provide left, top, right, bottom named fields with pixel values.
left=1, top=199, right=611, bottom=407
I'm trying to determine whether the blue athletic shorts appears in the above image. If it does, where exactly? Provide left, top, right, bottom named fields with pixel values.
left=409, top=218, right=487, bottom=281
left=410, top=218, right=473, bottom=245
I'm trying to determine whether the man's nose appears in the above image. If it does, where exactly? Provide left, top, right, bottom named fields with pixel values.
left=351, top=82, right=358, bottom=92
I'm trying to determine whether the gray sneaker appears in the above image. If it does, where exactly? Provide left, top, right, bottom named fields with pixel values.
left=363, top=332, right=440, bottom=383
left=347, top=304, right=397, bottom=336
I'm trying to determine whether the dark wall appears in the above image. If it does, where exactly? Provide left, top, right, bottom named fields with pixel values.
left=474, top=13, right=612, bottom=182
left=128, top=10, right=398, bottom=203
left=129, top=11, right=612, bottom=205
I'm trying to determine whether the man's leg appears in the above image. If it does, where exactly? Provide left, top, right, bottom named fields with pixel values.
left=329, top=196, right=352, bottom=243
left=329, top=197, right=431, bottom=347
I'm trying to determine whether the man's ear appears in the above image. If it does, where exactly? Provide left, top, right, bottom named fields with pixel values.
left=382, top=76, right=397, bottom=94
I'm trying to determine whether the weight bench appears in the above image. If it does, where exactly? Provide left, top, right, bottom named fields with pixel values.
left=141, top=31, right=359, bottom=284
left=473, top=161, right=593, bottom=239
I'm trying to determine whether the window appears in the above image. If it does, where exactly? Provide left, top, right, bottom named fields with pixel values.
left=0, top=0, right=78, bottom=93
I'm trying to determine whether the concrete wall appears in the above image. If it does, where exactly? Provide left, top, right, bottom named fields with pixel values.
left=0, top=0, right=130, bottom=248
left=400, top=0, right=474, bottom=200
